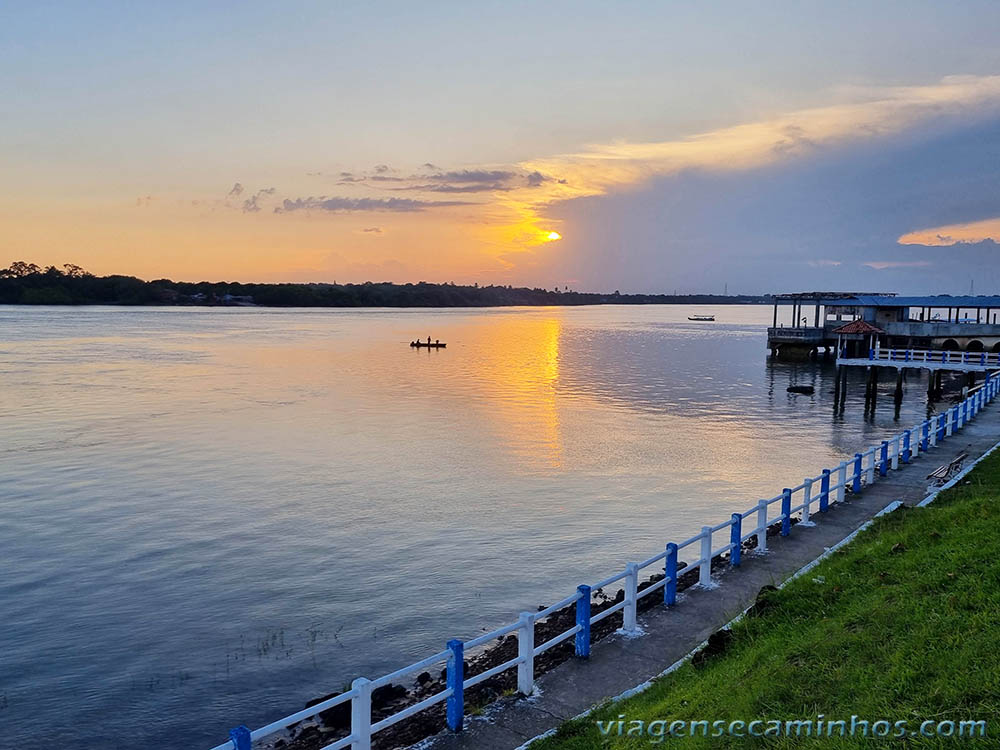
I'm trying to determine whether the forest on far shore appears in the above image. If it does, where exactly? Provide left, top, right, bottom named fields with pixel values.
left=0, top=261, right=768, bottom=307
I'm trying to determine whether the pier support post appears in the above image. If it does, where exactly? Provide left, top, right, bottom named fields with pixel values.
left=351, top=678, right=373, bottom=750
left=698, top=529, right=712, bottom=587
left=894, top=369, right=904, bottom=407
left=623, top=563, right=639, bottom=630
left=516, top=612, right=535, bottom=695
left=574, top=586, right=591, bottom=658
left=756, top=501, right=768, bottom=550
left=664, top=544, right=677, bottom=606
left=730, top=514, right=742, bottom=566
left=229, top=726, right=252, bottom=750
left=446, top=640, right=464, bottom=732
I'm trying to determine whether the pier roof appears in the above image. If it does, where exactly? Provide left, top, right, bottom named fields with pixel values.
left=825, top=295, right=1000, bottom=308
left=832, top=319, right=884, bottom=334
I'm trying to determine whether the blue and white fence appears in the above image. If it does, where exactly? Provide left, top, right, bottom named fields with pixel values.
left=863, top=347, right=1000, bottom=368
left=211, top=371, right=999, bottom=750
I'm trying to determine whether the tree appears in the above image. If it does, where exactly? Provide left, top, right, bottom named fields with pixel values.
left=1, top=261, right=42, bottom=278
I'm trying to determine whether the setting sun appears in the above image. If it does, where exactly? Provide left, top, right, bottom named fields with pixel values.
left=546, top=231, right=562, bottom=241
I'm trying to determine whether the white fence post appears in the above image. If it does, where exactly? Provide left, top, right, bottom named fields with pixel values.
left=517, top=612, right=535, bottom=695
left=836, top=462, right=847, bottom=502
left=351, top=677, right=372, bottom=750
left=756, top=501, right=768, bottom=552
left=866, top=448, right=876, bottom=483
left=801, top=478, right=812, bottom=525
left=699, top=526, right=712, bottom=586
left=623, top=563, right=639, bottom=632
left=890, top=437, right=900, bottom=470
left=946, top=408, right=954, bottom=436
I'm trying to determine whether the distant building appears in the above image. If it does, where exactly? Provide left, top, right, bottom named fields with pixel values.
left=768, top=292, right=1000, bottom=358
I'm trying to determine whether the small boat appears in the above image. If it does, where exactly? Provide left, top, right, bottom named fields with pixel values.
left=787, top=385, right=815, bottom=395
left=410, top=341, right=446, bottom=348
left=688, top=314, right=715, bottom=321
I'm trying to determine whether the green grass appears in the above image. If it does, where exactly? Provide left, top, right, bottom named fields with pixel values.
left=535, top=449, right=1000, bottom=748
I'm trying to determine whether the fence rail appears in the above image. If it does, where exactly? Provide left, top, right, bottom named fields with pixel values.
left=863, top=347, right=1000, bottom=368
left=211, top=371, right=999, bottom=750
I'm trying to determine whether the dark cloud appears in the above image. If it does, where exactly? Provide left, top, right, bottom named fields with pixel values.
left=392, top=182, right=510, bottom=193
left=369, top=175, right=408, bottom=182
left=228, top=182, right=244, bottom=197
left=275, top=196, right=473, bottom=213
left=362, top=227, right=383, bottom=233
left=538, top=115, right=1000, bottom=294
left=426, top=169, right=517, bottom=183
left=373, top=164, right=392, bottom=174
left=241, top=187, right=276, bottom=213
left=421, top=162, right=440, bottom=170
left=526, top=171, right=549, bottom=187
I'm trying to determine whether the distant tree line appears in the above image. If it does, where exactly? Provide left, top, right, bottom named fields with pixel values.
left=0, top=261, right=769, bottom=307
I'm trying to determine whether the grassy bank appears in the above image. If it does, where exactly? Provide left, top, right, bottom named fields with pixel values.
left=535, top=449, right=1000, bottom=748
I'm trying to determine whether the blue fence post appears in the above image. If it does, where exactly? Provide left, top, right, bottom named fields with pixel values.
left=902, top=431, right=911, bottom=463
left=820, top=469, right=830, bottom=513
left=879, top=441, right=889, bottom=476
left=981, top=352, right=987, bottom=366
left=664, top=543, right=678, bottom=606
left=229, top=726, right=252, bottom=750
left=574, top=585, right=591, bottom=658
left=730, top=513, right=742, bottom=567
left=868, top=348, right=875, bottom=360
left=921, top=421, right=929, bottom=452
left=938, top=414, right=946, bottom=441
left=780, top=489, right=791, bottom=536
left=853, top=453, right=863, bottom=492
left=446, top=639, right=464, bottom=732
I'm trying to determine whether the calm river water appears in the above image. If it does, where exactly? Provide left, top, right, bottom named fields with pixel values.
left=0, top=305, right=938, bottom=748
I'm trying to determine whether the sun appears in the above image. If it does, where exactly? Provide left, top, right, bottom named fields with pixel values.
left=546, top=231, right=562, bottom=241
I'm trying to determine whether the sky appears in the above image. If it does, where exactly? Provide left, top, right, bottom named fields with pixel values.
left=3, top=1, right=1000, bottom=294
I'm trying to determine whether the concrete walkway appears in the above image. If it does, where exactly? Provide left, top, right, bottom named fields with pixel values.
left=418, top=401, right=1000, bottom=750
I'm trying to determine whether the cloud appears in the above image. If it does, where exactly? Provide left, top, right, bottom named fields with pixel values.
left=862, top=260, right=933, bottom=270
left=228, top=182, right=244, bottom=197
left=391, top=182, right=511, bottom=193
left=274, top=196, right=474, bottom=213
left=497, top=74, right=1000, bottom=249
left=898, top=216, right=1000, bottom=246
left=527, top=110, right=1000, bottom=293
left=361, top=226, right=383, bottom=234
left=241, top=187, right=276, bottom=213
left=526, top=171, right=550, bottom=187
left=373, top=164, right=392, bottom=174
left=426, top=169, right=518, bottom=183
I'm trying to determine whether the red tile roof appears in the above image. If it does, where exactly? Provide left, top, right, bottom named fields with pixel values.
left=833, top=319, right=884, bottom=334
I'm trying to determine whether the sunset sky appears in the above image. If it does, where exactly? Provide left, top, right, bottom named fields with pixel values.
left=4, top=1, right=1000, bottom=293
